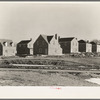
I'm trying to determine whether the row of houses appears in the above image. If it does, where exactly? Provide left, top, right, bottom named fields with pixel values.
left=0, top=34, right=100, bottom=56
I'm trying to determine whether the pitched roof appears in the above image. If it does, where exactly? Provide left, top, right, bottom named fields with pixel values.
left=90, top=41, right=97, bottom=45
left=59, top=37, right=74, bottom=42
left=18, top=40, right=31, bottom=44
left=0, top=39, right=13, bottom=46
left=41, top=34, right=53, bottom=43
left=78, top=40, right=91, bottom=44
left=78, top=40, right=86, bottom=43
left=47, top=36, right=53, bottom=43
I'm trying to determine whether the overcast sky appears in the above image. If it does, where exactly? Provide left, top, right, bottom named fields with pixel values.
left=0, top=2, right=100, bottom=42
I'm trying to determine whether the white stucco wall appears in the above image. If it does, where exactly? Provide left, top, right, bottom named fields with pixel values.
left=48, top=36, right=62, bottom=55
left=27, top=40, right=34, bottom=55
left=97, top=45, right=100, bottom=52
left=71, top=38, right=78, bottom=53
left=3, top=46, right=16, bottom=56
left=86, top=43, right=92, bottom=52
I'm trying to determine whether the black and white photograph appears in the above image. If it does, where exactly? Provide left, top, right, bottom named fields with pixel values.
left=0, top=1, right=100, bottom=87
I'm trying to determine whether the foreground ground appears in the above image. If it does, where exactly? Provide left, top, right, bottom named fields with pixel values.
left=0, top=55, right=100, bottom=86
left=0, top=69, right=99, bottom=86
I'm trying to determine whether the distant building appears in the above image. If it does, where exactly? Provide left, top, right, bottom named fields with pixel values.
left=33, top=34, right=62, bottom=55
left=17, top=38, right=33, bottom=56
left=0, top=39, right=16, bottom=56
left=59, top=37, right=78, bottom=53
left=89, top=41, right=100, bottom=53
left=78, top=40, right=92, bottom=52
left=97, top=44, right=100, bottom=52
left=90, top=42, right=97, bottom=53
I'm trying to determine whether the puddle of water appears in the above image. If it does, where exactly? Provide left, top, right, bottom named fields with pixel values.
left=86, top=78, right=100, bottom=85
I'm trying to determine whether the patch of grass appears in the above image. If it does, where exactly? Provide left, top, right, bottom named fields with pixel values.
left=0, top=56, right=100, bottom=70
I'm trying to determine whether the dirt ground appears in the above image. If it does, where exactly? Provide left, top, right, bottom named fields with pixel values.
left=0, top=69, right=99, bottom=86
left=0, top=56, right=100, bottom=86
left=1, top=56, right=100, bottom=70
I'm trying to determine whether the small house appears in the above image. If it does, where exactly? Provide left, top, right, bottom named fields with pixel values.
left=90, top=42, right=97, bottom=53
left=59, top=37, right=78, bottom=53
left=78, top=40, right=92, bottom=52
left=90, top=41, right=100, bottom=53
left=33, top=34, right=62, bottom=55
left=0, top=39, right=16, bottom=56
left=17, top=38, right=33, bottom=56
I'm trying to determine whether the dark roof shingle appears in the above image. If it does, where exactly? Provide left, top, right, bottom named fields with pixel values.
left=78, top=40, right=86, bottom=43
left=90, top=41, right=97, bottom=45
left=18, top=40, right=31, bottom=44
left=41, top=34, right=53, bottom=43
left=59, top=37, right=74, bottom=42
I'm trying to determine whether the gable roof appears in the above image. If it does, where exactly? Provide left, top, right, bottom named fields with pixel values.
left=18, top=40, right=31, bottom=44
left=0, top=39, right=13, bottom=46
left=41, top=34, right=53, bottom=43
left=47, top=36, right=53, bottom=43
left=78, top=40, right=86, bottom=43
left=90, top=41, right=97, bottom=45
left=78, top=40, right=91, bottom=44
left=59, top=37, right=74, bottom=42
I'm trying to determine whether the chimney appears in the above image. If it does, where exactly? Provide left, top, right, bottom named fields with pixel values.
left=55, top=34, right=57, bottom=40
left=58, top=36, right=60, bottom=42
